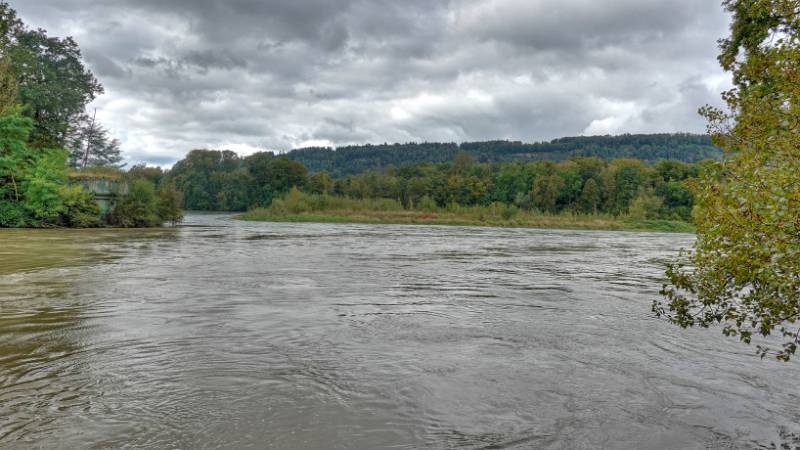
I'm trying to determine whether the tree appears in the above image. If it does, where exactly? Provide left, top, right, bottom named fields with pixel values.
left=0, top=106, right=97, bottom=227
left=578, top=178, right=601, bottom=214
left=1, top=1, right=105, bottom=148
left=309, top=171, right=333, bottom=195
left=0, top=55, right=15, bottom=113
left=59, top=184, right=100, bottom=227
left=628, top=187, right=663, bottom=220
left=67, top=110, right=123, bottom=168
left=128, top=164, right=165, bottom=186
left=655, top=1, right=800, bottom=360
left=10, top=31, right=103, bottom=148
left=110, top=179, right=161, bottom=227
left=169, top=149, right=243, bottom=210
left=246, top=155, right=307, bottom=207
left=531, top=173, right=565, bottom=213
left=215, top=169, right=251, bottom=211
left=157, top=183, right=184, bottom=225
left=601, top=159, right=646, bottom=215
left=453, top=151, right=475, bottom=175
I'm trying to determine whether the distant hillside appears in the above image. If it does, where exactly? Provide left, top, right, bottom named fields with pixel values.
left=286, top=133, right=720, bottom=177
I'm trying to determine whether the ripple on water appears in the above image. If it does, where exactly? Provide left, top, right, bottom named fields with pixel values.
left=0, top=214, right=798, bottom=449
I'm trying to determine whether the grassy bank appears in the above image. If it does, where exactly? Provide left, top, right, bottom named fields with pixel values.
left=236, top=190, right=694, bottom=233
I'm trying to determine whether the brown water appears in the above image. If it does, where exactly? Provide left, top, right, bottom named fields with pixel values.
left=0, top=213, right=798, bottom=449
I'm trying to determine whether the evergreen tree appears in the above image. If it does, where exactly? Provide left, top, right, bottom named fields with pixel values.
left=67, top=111, right=123, bottom=168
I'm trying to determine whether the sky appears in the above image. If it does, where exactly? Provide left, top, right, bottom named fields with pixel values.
left=12, top=0, right=732, bottom=167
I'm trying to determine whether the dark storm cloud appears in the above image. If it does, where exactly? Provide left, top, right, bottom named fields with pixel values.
left=11, top=0, right=731, bottom=166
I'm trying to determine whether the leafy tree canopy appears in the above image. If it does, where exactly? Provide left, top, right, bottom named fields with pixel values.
left=0, top=1, right=111, bottom=160
left=656, top=0, right=800, bottom=361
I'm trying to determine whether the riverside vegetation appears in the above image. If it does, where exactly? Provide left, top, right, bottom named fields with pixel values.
left=655, top=0, right=800, bottom=361
left=239, top=187, right=695, bottom=232
left=0, top=2, right=182, bottom=228
left=165, top=147, right=704, bottom=232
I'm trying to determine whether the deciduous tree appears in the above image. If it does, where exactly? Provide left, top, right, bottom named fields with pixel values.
left=656, top=0, right=800, bottom=360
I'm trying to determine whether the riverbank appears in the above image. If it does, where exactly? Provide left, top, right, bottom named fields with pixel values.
left=236, top=190, right=694, bottom=233
left=238, top=208, right=694, bottom=233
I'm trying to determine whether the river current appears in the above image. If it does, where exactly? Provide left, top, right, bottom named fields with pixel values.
left=0, top=213, right=798, bottom=449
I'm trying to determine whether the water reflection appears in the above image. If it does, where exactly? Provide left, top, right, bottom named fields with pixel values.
left=0, top=215, right=798, bottom=449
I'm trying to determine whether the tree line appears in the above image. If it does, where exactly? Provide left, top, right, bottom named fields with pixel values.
left=163, top=148, right=702, bottom=222
left=285, top=134, right=720, bottom=177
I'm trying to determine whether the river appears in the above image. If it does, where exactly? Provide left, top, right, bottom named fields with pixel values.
left=0, top=213, right=798, bottom=449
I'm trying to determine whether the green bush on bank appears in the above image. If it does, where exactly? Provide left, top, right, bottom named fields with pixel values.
left=108, top=179, right=184, bottom=228
left=0, top=109, right=102, bottom=228
left=0, top=108, right=183, bottom=229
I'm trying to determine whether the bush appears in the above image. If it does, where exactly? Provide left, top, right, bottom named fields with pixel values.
left=157, top=183, right=184, bottom=225
left=501, top=205, right=519, bottom=220
left=416, top=195, right=437, bottom=212
left=628, top=188, right=664, bottom=220
left=109, top=179, right=161, bottom=227
left=59, top=185, right=100, bottom=227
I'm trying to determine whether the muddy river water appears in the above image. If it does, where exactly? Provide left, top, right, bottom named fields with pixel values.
left=0, top=214, right=798, bottom=449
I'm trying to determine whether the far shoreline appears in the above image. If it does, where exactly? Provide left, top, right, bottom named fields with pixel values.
left=234, top=210, right=695, bottom=234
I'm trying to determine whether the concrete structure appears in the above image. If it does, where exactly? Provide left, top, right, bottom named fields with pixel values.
left=77, top=178, right=128, bottom=214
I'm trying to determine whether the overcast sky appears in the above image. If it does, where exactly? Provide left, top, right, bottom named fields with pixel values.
left=13, top=0, right=732, bottom=166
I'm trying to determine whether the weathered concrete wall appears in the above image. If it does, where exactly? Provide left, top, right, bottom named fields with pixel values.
left=79, top=179, right=128, bottom=214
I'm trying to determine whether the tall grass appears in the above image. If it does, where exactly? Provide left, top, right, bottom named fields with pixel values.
left=238, top=188, right=694, bottom=233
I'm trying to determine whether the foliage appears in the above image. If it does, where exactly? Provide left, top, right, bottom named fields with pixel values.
left=167, top=145, right=702, bottom=221
left=67, top=113, right=123, bottom=168
left=240, top=190, right=693, bottom=233
left=166, top=150, right=309, bottom=211
left=628, top=187, right=664, bottom=220
left=309, top=171, right=333, bottom=194
left=109, top=179, right=161, bottom=227
left=0, top=55, right=16, bottom=113
left=656, top=0, right=800, bottom=361
left=58, top=184, right=100, bottom=227
left=501, top=204, right=519, bottom=220
left=578, top=178, right=601, bottom=214
left=0, top=4, right=175, bottom=229
left=0, top=107, right=102, bottom=227
left=108, top=177, right=186, bottom=228
left=264, top=187, right=404, bottom=215
left=0, top=1, right=121, bottom=168
left=68, top=166, right=123, bottom=181
left=157, top=183, right=184, bottom=225
left=124, top=164, right=161, bottom=184
left=284, top=134, right=722, bottom=177
left=532, top=173, right=565, bottom=213
left=0, top=1, right=103, bottom=148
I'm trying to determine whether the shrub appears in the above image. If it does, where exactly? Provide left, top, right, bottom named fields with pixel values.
left=416, top=195, right=437, bottom=212
left=157, top=183, right=184, bottom=225
left=109, top=179, right=161, bottom=227
left=501, top=205, right=519, bottom=220
left=59, top=185, right=100, bottom=227
left=628, top=188, right=664, bottom=220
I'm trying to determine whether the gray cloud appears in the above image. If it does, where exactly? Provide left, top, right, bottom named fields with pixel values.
left=11, top=0, right=731, bottom=166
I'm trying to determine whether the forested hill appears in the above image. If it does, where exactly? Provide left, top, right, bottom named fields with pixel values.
left=285, top=134, right=720, bottom=177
